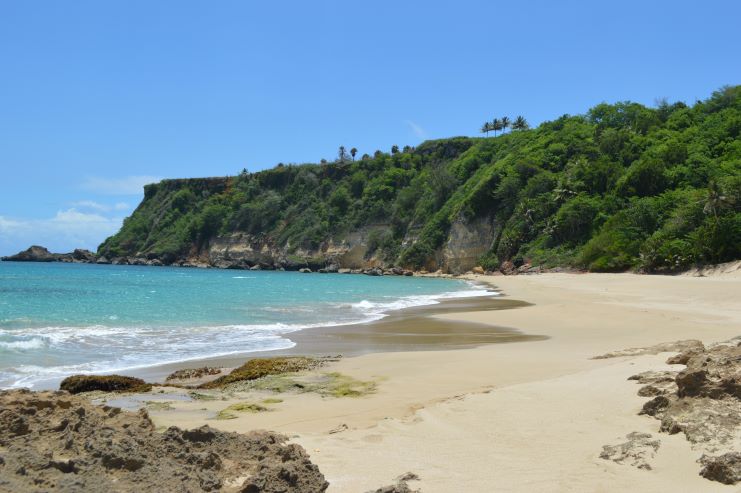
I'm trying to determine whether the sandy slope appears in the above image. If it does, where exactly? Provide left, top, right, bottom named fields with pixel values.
left=152, top=271, right=741, bottom=492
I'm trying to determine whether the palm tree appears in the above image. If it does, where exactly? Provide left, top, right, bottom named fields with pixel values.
left=512, top=115, right=529, bottom=131
left=481, top=121, right=492, bottom=137
left=350, top=147, right=357, bottom=161
left=391, top=145, right=399, bottom=154
left=491, top=118, right=503, bottom=137
left=501, top=116, right=511, bottom=134
left=703, top=180, right=729, bottom=218
left=338, top=146, right=347, bottom=163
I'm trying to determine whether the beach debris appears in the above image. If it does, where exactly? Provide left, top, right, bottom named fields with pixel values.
left=592, top=339, right=704, bottom=359
left=0, top=389, right=328, bottom=492
left=699, top=452, right=741, bottom=485
left=199, top=356, right=323, bottom=389
left=599, top=432, right=660, bottom=470
left=328, top=423, right=348, bottom=434
left=59, top=374, right=152, bottom=394
left=629, top=338, right=741, bottom=484
left=366, top=472, right=421, bottom=493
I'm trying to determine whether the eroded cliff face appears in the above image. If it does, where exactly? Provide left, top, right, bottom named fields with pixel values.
left=441, top=215, right=497, bottom=274
left=203, top=218, right=497, bottom=273
left=204, top=226, right=394, bottom=271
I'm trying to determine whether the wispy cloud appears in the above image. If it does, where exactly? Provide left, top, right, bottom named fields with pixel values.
left=0, top=209, right=124, bottom=255
left=71, top=200, right=131, bottom=213
left=81, top=175, right=161, bottom=195
left=405, top=120, right=428, bottom=139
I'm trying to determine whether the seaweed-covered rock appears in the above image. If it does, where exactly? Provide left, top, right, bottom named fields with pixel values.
left=0, top=389, right=328, bottom=492
left=166, top=367, right=223, bottom=382
left=59, top=375, right=152, bottom=394
left=200, top=357, right=321, bottom=389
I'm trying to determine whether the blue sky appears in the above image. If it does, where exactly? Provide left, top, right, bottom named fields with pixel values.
left=1, top=1, right=739, bottom=255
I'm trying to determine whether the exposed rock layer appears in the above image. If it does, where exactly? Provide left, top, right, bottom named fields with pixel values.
left=628, top=339, right=741, bottom=484
left=0, top=389, right=328, bottom=492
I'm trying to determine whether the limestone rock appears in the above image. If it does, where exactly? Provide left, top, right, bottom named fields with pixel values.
left=628, top=338, right=741, bottom=484
left=0, top=389, right=328, bottom=492
left=699, top=453, right=741, bottom=485
left=599, top=432, right=661, bottom=470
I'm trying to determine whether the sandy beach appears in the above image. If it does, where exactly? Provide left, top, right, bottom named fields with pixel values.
left=128, top=265, right=740, bottom=492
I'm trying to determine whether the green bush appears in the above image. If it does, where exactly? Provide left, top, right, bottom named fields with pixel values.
left=97, top=86, right=741, bottom=273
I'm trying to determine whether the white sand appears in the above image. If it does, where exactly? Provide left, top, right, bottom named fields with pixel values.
left=152, top=271, right=741, bottom=492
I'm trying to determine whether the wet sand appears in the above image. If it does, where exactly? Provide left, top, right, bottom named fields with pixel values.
left=140, top=269, right=741, bottom=492
left=133, top=294, right=542, bottom=383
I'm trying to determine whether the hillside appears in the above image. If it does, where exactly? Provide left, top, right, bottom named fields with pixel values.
left=98, top=86, right=741, bottom=274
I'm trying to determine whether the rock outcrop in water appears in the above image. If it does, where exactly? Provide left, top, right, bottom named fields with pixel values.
left=0, top=389, right=328, bottom=492
left=1, top=246, right=98, bottom=264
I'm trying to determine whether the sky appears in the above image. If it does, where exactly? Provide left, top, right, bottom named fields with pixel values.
left=1, top=1, right=740, bottom=255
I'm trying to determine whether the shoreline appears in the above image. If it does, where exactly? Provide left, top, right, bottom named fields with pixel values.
left=129, top=293, right=540, bottom=384
left=10, top=275, right=531, bottom=390
left=134, top=270, right=740, bottom=492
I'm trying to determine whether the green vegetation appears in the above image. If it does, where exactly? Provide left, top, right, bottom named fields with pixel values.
left=215, top=402, right=270, bottom=420
left=237, top=372, right=377, bottom=398
left=60, top=375, right=152, bottom=394
left=99, top=86, right=741, bottom=273
left=199, top=357, right=320, bottom=389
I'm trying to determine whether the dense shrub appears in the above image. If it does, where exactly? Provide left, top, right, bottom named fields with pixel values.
left=99, top=86, right=741, bottom=272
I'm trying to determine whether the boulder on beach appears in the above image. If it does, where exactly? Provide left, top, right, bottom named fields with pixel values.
left=59, top=375, right=152, bottom=394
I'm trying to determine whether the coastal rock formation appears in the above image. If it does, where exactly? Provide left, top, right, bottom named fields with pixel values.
left=592, top=339, right=704, bottom=360
left=59, top=375, right=152, bottom=394
left=1, top=246, right=98, bottom=264
left=367, top=472, right=421, bottom=493
left=628, top=339, right=741, bottom=484
left=699, top=453, right=741, bottom=485
left=599, top=432, right=661, bottom=470
left=0, top=389, right=328, bottom=492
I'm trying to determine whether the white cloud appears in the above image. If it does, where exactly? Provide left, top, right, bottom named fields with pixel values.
left=405, top=120, right=428, bottom=139
left=70, top=200, right=132, bottom=213
left=0, top=209, right=124, bottom=255
left=71, top=200, right=111, bottom=212
left=81, top=175, right=161, bottom=195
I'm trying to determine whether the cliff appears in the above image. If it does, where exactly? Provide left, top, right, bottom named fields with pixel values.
left=96, top=86, right=741, bottom=274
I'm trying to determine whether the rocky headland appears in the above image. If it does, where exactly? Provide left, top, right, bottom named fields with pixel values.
left=0, top=246, right=97, bottom=264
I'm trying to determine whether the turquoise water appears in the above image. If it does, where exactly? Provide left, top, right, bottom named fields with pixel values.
left=0, top=261, right=489, bottom=388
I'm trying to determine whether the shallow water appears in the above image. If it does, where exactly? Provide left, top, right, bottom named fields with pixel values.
left=0, top=262, right=491, bottom=388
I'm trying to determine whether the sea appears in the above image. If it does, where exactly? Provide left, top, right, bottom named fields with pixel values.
left=0, top=261, right=492, bottom=389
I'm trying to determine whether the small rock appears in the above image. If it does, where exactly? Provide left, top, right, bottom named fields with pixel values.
left=599, top=432, right=660, bottom=470
left=699, top=452, right=741, bottom=485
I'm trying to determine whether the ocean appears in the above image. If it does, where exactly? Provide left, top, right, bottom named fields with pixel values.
left=0, top=261, right=491, bottom=389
